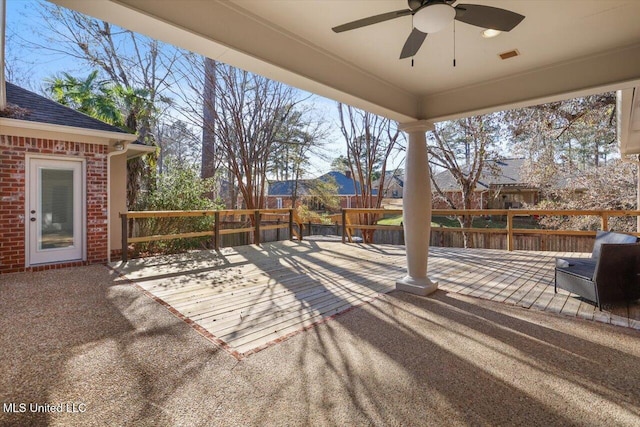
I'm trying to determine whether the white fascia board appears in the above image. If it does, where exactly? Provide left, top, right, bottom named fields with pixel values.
left=0, top=117, right=137, bottom=143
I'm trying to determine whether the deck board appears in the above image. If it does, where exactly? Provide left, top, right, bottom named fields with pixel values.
left=112, top=240, right=640, bottom=357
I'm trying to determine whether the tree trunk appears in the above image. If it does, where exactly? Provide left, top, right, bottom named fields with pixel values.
left=227, top=168, right=236, bottom=209
left=458, top=188, right=474, bottom=248
left=202, top=58, right=217, bottom=180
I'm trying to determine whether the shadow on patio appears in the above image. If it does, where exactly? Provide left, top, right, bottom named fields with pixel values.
left=0, top=265, right=225, bottom=426
left=111, top=238, right=406, bottom=357
left=2, top=248, right=640, bottom=425
left=257, top=289, right=640, bottom=426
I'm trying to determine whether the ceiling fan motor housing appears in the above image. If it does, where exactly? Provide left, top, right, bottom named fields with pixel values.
left=413, top=3, right=457, bottom=34
left=409, top=0, right=456, bottom=10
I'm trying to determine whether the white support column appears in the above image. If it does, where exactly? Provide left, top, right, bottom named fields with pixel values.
left=396, top=120, right=437, bottom=296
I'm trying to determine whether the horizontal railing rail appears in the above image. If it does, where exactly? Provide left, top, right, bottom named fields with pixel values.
left=120, top=208, right=304, bottom=262
left=119, top=208, right=640, bottom=261
left=341, top=208, right=640, bottom=250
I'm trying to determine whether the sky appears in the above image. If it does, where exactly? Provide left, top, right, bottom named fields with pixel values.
left=6, top=0, right=80, bottom=87
left=4, top=0, right=406, bottom=177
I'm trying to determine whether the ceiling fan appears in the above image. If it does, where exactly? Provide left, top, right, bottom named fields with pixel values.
left=332, top=0, right=525, bottom=59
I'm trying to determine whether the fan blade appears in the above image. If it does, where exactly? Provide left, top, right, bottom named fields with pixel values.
left=400, top=28, right=428, bottom=59
left=454, top=4, right=524, bottom=31
left=332, top=9, right=412, bottom=33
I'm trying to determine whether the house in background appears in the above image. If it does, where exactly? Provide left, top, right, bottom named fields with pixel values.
left=432, top=158, right=539, bottom=210
left=371, top=170, right=404, bottom=208
left=0, top=82, right=153, bottom=273
left=267, top=170, right=373, bottom=211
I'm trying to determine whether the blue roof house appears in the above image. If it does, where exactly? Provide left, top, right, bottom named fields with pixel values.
left=267, top=170, right=374, bottom=210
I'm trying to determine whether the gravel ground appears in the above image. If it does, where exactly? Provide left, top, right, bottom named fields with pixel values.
left=2, top=265, right=640, bottom=426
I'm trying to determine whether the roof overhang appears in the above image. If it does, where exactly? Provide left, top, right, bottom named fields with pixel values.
left=49, top=0, right=640, bottom=153
left=423, top=44, right=640, bottom=122
left=50, top=0, right=418, bottom=123
left=125, top=142, right=156, bottom=159
left=0, top=117, right=138, bottom=152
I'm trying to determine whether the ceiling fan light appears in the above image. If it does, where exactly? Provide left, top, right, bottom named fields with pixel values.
left=482, top=29, right=502, bottom=38
left=413, top=3, right=456, bottom=34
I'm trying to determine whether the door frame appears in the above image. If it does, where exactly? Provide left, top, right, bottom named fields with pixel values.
left=25, top=154, right=87, bottom=267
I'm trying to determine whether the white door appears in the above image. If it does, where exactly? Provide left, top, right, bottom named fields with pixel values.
left=28, top=158, right=84, bottom=265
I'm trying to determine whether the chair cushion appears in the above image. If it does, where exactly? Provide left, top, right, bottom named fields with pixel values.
left=556, top=258, right=598, bottom=280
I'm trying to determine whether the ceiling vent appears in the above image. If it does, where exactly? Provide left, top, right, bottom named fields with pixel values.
left=499, top=49, right=520, bottom=60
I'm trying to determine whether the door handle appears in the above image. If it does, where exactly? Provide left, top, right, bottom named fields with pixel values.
left=30, top=217, right=36, bottom=222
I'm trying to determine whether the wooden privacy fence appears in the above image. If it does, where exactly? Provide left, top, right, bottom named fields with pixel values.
left=120, top=208, right=304, bottom=262
left=341, top=208, right=640, bottom=252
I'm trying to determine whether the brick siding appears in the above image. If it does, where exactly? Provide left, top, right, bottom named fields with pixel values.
left=432, top=191, right=488, bottom=210
left=0, top=135, right=108, bottom=273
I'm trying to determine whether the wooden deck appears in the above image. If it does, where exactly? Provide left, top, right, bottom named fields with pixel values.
left=112, top=239, right=640, bottom=357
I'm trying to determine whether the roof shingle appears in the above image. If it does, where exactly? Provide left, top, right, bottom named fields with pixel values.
left=4, top=82, right=131, bottom=135
left=432, top=158, right=527, bottom=192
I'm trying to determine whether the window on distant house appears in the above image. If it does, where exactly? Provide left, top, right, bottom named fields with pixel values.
left=276, top=198, right=283, bottom=209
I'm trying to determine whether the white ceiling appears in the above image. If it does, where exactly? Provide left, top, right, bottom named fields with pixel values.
left=237, top=0, right=639, bottom=94
left=51, top=0, right=640, bottom=152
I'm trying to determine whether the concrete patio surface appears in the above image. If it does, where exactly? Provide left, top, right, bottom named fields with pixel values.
left=2, top=262, right=640, bottom=426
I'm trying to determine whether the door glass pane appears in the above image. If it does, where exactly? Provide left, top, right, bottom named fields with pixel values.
left=40, top=169, right=75, bottom=250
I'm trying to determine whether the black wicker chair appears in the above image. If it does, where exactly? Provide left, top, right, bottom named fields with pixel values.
left=554, top=231, right=640, bottom=309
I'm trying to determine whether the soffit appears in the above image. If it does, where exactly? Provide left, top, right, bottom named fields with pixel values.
left=49, top=0, right=640, bottom=151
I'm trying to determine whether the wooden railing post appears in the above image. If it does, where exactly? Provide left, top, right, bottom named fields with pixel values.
left=288, top=209, right=294, bottom=241
left=255, top=210, right=261, bottom=245
left=342, top=209, right=347, bottom=244
left=214, top=211, right=221, bottom=250
left=121, top=213, right=128, bottom=262
left=600, top=211, right=609, bottom=231
left=507, top=211, right=514, bottom=251
left=276, top=218, right=281, bottom=241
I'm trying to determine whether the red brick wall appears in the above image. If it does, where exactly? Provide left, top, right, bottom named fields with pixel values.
left=432, top=191, right=487, bottom=210
left=265, top=196, right=297, bottom=209
left=0, top=135, right=108, bottom=273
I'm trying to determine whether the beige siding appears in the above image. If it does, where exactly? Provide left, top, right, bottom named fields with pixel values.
left=109, top=153, right=128, bottom=253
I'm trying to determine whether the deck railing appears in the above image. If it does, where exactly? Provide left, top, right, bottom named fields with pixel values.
left=341, top=208, right=640, bottom=250
left=120, top=208, right=304, bottom=262
left=119, top=208, right=640, bottom=261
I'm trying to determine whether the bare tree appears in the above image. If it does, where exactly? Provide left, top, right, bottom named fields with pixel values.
left=156, top=120, right=201, bottom=172
left=22, top=2, right=184, bottom=207
left=428, top=115, right=500, bottom=248
left=507, top=93, right=616, bottom=170
left=337, top=103, right=403, bottom=242
left=201, top=58, right=218, bottom=179
left=531, top=159, right=637, bottom=232
left=3, top=31, right=36, bottom=89
left=173, top=58, right=307, bottom=214
left=506, top=93, right=624, bottom=229
left=172, top=55, right=325, bottom=213
left=214, top=67, right=303, bottom=213
left=269, top=106, right=329, bottom=207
